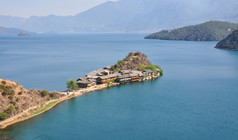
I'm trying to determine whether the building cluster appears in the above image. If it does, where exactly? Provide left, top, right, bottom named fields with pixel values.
left=76, top=65, right=160, bottom=88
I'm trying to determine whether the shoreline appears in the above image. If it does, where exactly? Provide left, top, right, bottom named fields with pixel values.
left=0, top=75, right=160, bottom=129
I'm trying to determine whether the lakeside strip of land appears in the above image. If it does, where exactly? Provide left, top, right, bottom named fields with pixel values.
left=0, top=52, right=163, bottom=129
left=0, top=83, right=106, bottom=129
left=0, top=75, right=159, bottom=129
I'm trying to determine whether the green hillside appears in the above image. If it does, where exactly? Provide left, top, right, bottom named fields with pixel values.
left=215, top=29, right=238, bottom=50
left=145, top=21, right=238, bottom=41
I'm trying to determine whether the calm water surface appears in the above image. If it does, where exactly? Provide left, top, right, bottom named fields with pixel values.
left=0, top=34, right=238, bottom=140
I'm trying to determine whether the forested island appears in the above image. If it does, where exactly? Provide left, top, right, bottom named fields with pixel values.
left=215, top=29, right=238, bottom=50
left=145, top=21, right=238, bottom=41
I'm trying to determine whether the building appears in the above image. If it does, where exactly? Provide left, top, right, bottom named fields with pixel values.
left=96, top=73, right=121, bottom=84
left=77, top=76, right=96, bottom=88
left=119, top=70, right=132, bottom=75
left=116, top=74, right=141, bottom=84
left=115, top=75, right=132, bottom=84
left=143, top=69, right=154, bottom=77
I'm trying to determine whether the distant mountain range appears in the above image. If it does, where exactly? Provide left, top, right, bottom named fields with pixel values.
left=0, top=0, right=238, bottom=33
left=0, top=26, right=33, bottom=35
left=144, top=21, right=238, bottom=41
left=215, top=29, right=238, bottom=50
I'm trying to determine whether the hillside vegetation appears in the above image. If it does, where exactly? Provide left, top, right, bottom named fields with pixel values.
left=145, top=21, right=238, bottom=41
left=110, top=51, right=161, bottom=72
left=215, top=29, right=238, bottom=50
left=0, top=79, right=63, bottom=121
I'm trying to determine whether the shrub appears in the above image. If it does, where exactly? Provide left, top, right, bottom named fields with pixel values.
left=0, top=112, right=8, bottom=120
left=49, top=92, right=56, bottom=98
left=2, top=92, right=7, bottom=96
left=8, top=95, right=13, bottom=100
left=160, top=70, right=164, bottom=76
left=1, top=81, right=6, bottom=85
left=10, top=100, right=16, bottom=106
left=41, top=90, right=49, bottom=97
left=16, top=98, right=20, bottom=102
left=10, top=90, right=15, bottom=96
left=18, top=91, right=22, bottom=95
left=7, top=105, right=15, bottom=113
left=107, top=81, right=110, bottom=87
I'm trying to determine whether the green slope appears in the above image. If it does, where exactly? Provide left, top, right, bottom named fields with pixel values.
left=215, top=29, right=238, bottom=50
left=145, top=21, right=238, bottom=41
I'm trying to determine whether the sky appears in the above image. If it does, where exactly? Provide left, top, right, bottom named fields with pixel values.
left=0, top=0, right=117, bottom=18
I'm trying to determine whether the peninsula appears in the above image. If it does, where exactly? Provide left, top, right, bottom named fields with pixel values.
left=145, top=21, right=238, bottom=41
left=0, top=51, right=163, bottom=129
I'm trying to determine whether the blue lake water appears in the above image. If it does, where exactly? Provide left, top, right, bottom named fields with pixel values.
left=0, top=34, right=238, bottom=140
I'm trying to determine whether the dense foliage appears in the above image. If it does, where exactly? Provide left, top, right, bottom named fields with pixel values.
left=215, top=29, right=238, bottom=50
left=145, top=21, right=238, bottom=41
left=66, top=79, right=78, bottom=91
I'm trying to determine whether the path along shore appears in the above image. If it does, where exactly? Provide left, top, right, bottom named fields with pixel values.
left=0, top=75, right=159, bottom=129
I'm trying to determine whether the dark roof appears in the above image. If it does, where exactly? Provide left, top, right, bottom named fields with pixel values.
left=77, top=76, right=96, bottom=84
left=77, top=80, right=91, bottom=84
left=104, top=65, right=112, bottom=69
left=144, top=69, right=154, bottom=73
left=131, top=70, right=142, bottom=75
left=117, top=74, right=139, bottom=79
left=117, top=75, right=131, bottom=79
left=97, top=73, right=121, bottom=80
left=86, top=68, right=104, bottom=77
left=119, top=70, right=132, bottom=74
left=77, top=76, right=87, bottom=81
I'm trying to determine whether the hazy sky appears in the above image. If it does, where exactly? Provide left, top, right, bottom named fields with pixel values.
left=0, top=0, right=117, bottom=18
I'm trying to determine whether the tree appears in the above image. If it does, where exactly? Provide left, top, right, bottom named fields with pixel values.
left=66, top=79, right=78, bottom=91
left=107, top=81, right=110, bottom=87
left=1, top=80, right=6, bottom=85
left=41, top=90, right=48, bottom=97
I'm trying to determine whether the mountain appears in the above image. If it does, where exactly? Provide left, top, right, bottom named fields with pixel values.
left=215, top=29, right=238, bottom=50
left=144, top=21, right=238, bottom=41
left=0, top=26, right=33, bottom=35
left=0, top=0, right=238, bottom=33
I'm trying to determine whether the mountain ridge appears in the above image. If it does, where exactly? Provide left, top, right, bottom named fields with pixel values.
left=0, top=26, right=34, bottom=35
left=0, top=0, right=238, bottom=33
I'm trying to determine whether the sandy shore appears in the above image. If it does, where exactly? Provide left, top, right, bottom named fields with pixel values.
left=0, top=76, right=159, bottom=129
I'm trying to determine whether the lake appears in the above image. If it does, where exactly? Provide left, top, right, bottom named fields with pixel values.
left=0, top=34, right=238, bottom=140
